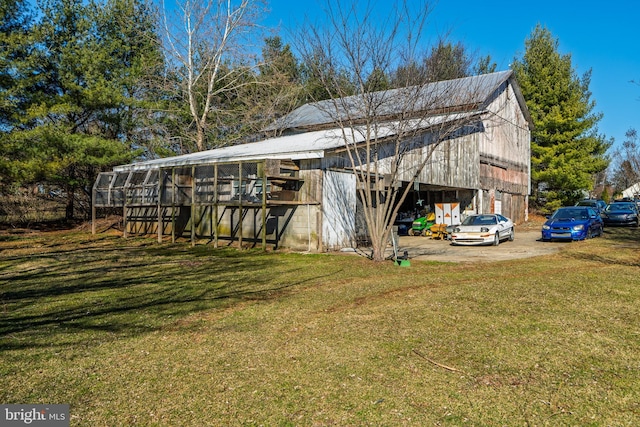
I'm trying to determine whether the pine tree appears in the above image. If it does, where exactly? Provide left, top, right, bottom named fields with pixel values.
left=249, top=37, right=304, bottom=137
left=423, top=40, right=471, bottom=81
left=512, top=25, right=611, bottom=211
left=0, top=0, right=32, bottom=132
left=364, top=67, right=390, bottom=92
left=1, top=0, right=162, bottom=219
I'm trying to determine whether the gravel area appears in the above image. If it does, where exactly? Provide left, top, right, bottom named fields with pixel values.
left=396, top=229, right=561, bottom=263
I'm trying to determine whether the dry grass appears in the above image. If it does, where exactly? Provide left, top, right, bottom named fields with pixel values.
left=1, top=225, right=640, bottom=425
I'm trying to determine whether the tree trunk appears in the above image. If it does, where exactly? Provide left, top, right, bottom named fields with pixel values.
left=370, top=226, right=395, bottom=262
left=371, top=243, right=386, bottom=262
left=65, top=166, right=76, bottom=220
left=65, top=188, right=74, bottom=221
left=196, top=122, right=205, bottom=152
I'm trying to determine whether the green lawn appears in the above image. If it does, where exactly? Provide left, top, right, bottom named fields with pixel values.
left=1, top=227, right=639, bottom=426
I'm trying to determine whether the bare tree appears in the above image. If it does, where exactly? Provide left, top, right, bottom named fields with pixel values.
left=610, top=128, right=640, bottom=192
left=159, top=0, right=266, bottom=152
left=295, top=0, right=486, bottom=261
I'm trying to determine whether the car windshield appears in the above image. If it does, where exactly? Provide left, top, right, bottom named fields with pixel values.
left=462, top=215, right=497, bottom=226
left=606, top=203, right=634, bottom=212
left=552, top=208, right=588, bottom=220
left=576, top=201, right=596, bottom=207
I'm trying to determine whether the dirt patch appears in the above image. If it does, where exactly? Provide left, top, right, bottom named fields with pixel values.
left=387, top=218, right=566, bottom=263
left=397, top=229, right=560, bottom=263
left=340, top=218, right=560, bottom=263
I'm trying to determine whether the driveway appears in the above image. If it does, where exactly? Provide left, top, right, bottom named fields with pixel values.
left=393, top=228, right=561, bottom=263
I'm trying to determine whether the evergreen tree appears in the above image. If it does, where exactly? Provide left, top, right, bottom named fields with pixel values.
left=1, top=0, right=161, bottom=219
left=364, top=67, right=390, bottom=92
left=389, top=60, right=425, bottom=88
left=390, top=42, right=495, bottom=88
left=260, top=36, right=300, bottom=82
left=473, top=54, right=497, bottom=75
left=512, top=25, right=611, bottom=211
left=299, top=48, right=356, bottom=102
left=423, top=40, right=471, bottom=81
left=250, top=36, right=304, bottom=137
left=0, top=0, right=32, bottom=132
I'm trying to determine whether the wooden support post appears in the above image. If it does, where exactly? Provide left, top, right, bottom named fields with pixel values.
left=171, top=168, right=176, bottom=244
left=158, top=169, right=163, bottom=243
left=214, top=164, right=219, bottom=248
left=91, top=185, right=96, bottom=235
left=122, top=180, right=128, bottom=239
left=238, top=162, right=243, bottom=249
left=122, top=171, right=135, bottom=239
left=191, top=166, right=196, bottom=247
left=123, top=205, right=128, bottom=238
left=261, top=161, right=267, bottom=251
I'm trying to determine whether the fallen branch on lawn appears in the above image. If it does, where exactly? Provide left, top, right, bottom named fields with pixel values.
left=412, top=349, right=464, bottom=373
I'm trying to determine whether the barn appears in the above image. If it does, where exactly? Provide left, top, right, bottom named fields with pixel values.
left=92, top=70, right=532, bottom=251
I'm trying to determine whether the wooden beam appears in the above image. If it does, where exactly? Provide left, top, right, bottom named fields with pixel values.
left=261, top=161, right=267, bottom=250
left=191, top=165, right=196, bottom=247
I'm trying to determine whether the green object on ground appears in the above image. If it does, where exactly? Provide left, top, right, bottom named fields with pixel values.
left=394, top=259, right=411, bottom=267
left=409, top=212, right=436, bottom=236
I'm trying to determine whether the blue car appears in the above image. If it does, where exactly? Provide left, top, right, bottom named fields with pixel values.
left=541, top=206, right=604, bottom=241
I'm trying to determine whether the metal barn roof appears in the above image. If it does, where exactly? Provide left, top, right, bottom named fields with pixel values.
left=113, top=70, right=528, bottom=173
left=266, top=70, right=520, bottom=131
left=114, top=112, right=479, bottom=172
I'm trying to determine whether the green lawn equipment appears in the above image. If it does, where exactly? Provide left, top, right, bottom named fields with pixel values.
left=408, top=212, right=436, bottom=236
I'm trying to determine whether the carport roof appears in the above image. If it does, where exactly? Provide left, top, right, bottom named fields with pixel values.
left=114, top=112, right=480, bottom=172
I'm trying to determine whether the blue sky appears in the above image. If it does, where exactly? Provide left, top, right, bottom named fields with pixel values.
left=263, top=0, right=640, bottom=152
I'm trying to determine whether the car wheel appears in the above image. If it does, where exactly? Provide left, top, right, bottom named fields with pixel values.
left=508, top=227, right=515, bottom=241
left=493, top=232, right=500, bottom=246
left=586, top=228, right=592, bottom=239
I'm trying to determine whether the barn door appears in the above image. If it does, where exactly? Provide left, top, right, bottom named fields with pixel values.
left=322, top=170, right=357, bottom=250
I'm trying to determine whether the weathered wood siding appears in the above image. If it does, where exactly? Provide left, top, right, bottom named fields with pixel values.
left=403, top=132, right=481, bottom=189
left=480, top=163, right=529, bottom=196
left=479, top=81, right=531, bottom=196
left=480, top=190, right=528, bottom=224
left=315, top=129, right=482, bottom=191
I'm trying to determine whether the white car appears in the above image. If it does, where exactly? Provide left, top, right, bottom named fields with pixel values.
left=450, top=214, right=514, bottom=246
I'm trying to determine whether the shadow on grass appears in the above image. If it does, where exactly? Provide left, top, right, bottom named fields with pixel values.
left=602, top=225, right=640, bottom=243
left=564, top=226, right=640, bottom=267
left=0, top=237, right=341, bottom=351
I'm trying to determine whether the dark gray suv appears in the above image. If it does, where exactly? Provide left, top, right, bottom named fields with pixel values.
left=576, top=199, right=607, bottom=214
